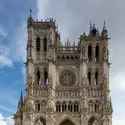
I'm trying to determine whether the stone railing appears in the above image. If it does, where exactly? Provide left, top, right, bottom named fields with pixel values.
left=55, top=87, right=80, bottom=98
left=33, top=85, right=49, bottom=97
left=56, top=46, right=80, bottom=53
left=86, top=86, right=103, bottom=98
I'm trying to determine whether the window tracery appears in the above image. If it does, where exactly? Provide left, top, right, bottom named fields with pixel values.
left=55, top=101, right=79, bottom=113
left=59, top=70, right=76, bottom=86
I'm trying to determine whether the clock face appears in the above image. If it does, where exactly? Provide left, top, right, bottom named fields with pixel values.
left=59, top=70, right=76, bottom=86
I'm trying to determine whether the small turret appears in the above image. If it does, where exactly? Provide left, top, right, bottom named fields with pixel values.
left=27, top=9, right=34, bottom=28
left=83, top=31, right=86, bottom=38
left=20, top=91, right=23, bottom=105
left=101, top=21, right=108, bottom=38
left=18, top=91, right=23, bottom=111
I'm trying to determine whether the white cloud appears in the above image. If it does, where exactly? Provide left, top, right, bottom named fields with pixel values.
left=0, top=44, right=13, bottom=67
left=0, top=21, right=27, bottom=68
left=0, top=25, right=8, bottom=38
left=9, top=22, right=27, bottom=63
left=113, top=119, right=125, bottom=125
left=110, top=69, right=125, bottom=91
left=37, top=0, right=49, bottom=19
left=0, top=113, right=14, bottom=125
left=0, top=55, right=12, bottom=67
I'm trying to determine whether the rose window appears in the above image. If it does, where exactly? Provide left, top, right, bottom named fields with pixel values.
left=59, top=70, right=76, bottom=86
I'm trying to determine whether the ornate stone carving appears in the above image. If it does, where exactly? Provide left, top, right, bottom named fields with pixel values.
left=59, top=70, right=76, bottom=86
left=82, top=75, right=87, bottom=85
left=102, top=47, right=109, bottom=61
left=48, top=74, right=52, bottom=84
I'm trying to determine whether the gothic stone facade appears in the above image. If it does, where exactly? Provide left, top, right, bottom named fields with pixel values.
left=14, top=15, right=113, bottom=125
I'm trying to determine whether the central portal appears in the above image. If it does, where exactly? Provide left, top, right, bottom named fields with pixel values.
left=59, top=119, right=75, bottom=125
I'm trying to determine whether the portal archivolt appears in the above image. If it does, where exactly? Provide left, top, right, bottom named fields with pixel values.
left=59, top=119, right=75, bottom=125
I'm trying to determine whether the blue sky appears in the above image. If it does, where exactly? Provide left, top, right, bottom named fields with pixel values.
left=0, top=0, right=37, bottom=124
left=0, top=0, right=125, bottom=125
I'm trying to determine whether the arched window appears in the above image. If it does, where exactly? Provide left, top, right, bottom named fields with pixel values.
left=95, top=72, right=98, bottom=85
left=88, top=116, right=99, bottom=125
left=37, top=71, right=40, bottom=85
left=44, top=71, right=48, bottom=85
left=38, top=103, right=40, bottom=111
left=88, top=72, right=91, bottom=85
left=35, top=101, right=41, bottom=111
left=68, top=101, right=72, bottom=112
left=35, top=117, right=46, bottom=125
left=74, top=101, right=79, bottom=112
left=95, top=101, right=99, bottom=112
left=36, top=37, right=40, bottom=51
left=62, top=101, right=67, bottom=112
left=56, top=102, right=61, bottom=112
left=95, top=45, right=99, bottom=62
left=43, top=38, right=47, bottom=51
left=89, top=101, right=93, bottom=112
left=88, top=45, right=92, bottom=62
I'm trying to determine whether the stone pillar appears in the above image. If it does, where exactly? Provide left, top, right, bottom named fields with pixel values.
left=92, top=45, right=96, bottom=62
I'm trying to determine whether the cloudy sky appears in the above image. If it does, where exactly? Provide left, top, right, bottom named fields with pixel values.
left=0, top=0, right=125, bottom=125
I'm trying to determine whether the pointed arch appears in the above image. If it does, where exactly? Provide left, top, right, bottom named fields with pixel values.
left=34, top=117, right=46, bottom=125
left=34, top=67, right=41, bottom=85
left=88, top=45, right=92, bottom=62
left=37, top=71, right=40, bottom=85
left=95, top=45, right=99, bottom=62
left=95, top=68, right=100, bottom=85
left=88, top=72, right=91, bottom=85
left=74, top=101, right=79, bottom=112
left=62, top=101, right=67, bottom=112
left=56, top=101, right=61, bottom=112
left=55, top=115, right=80, bottom=125
left=35, top=101, right=41, bottom=111
left=44, top=71, right=48, bottom=85
left=36, top=37, right=40, bottom=51
left=88, top=116, right=99, bottom=125
left=43, top=37, right=47, bottom=51
left=68, top=101, right=73, bottom=112
left=95, top=71, right=98, bottom=85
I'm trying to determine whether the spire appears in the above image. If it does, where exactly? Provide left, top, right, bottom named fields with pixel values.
left=93, top=23, right=95, bottom=29
left=90, top=20, right=92, bottom=30
left=101, top=21, right=108, bottom=38
left=27, top=8, right=34, bottom=28
left=30, top=8, right=32, bottom=17
left=103, top=20, right=107, bottom=31
left=83, top=31, right=86, bottom=37
left=20, top=91, right=23, bottom=105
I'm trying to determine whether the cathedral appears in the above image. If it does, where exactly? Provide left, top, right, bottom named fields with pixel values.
left=14, top=11, right=113, bottom=125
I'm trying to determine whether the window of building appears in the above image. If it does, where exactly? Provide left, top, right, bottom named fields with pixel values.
left=88, top=45, right=92, bottom=62
left=37, top=71, right=40, bottom=85
left=44, top=38, right=47, bottom=51
left=36, top=37, right=40, bottom=51
left=95, top=45, right=99, bottom=62
left=95, top=72, right=98, bottom=85
left=88, top=72, right=91, bottom=85
left=68, top=102, right=72, bottom=112
left=74, top=101, right=79, bottom=112
left=38, top=103, right=40, bottom=111
left=44, top=71, right=48, bottom=85
left=56, top=102, right=61, bottom=112
left=62, top=101, right=67, bottom=112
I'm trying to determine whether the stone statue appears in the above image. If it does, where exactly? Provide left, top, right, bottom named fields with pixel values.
left=103, top=47, right=108, bottom=60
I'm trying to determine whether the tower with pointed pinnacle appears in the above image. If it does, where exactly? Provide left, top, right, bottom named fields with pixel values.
left=14, top=10, right=112, bottom=125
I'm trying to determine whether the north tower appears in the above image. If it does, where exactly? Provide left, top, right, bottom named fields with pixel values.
left=14, top=13, right=113, bottom=125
